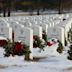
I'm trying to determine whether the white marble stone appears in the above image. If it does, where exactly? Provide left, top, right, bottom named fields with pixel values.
left=31, top=25, right=42, bottom=39
left=39, top=24, right=48, bottom=33
left=0, top=27, right=12, bottom=41
left=47, top=27, right=65, bottom=46
left=14, top=26, right=33, bottom=59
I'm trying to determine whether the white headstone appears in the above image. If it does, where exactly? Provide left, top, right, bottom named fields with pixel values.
left=39, top=24, right=48, bottom=33
left=47, top=27, right=65, bottom=46
left=0, top=27, right=12, bottom=41
left=14, top=26, right=33, bottom=59
left=9, top=22, right=24, bottom=31
left=23, top=21, right=32, bottom=27
left=0, top=21, right=10, bottom=27
left=57, top=18, right=72, bottom=40
left=31, top=25, right=42, bottom=39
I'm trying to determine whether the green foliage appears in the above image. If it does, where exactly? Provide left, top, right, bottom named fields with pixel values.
left=42, top=30, right=47, bottom=45
left=4, top=39, right=14, bottom=57
left=67, top=45, right=72, bottom=60
left=4, top=39, right=31, bottom=59
left=65, top=37, right=67, bottom=46
left=22, top=45, right=31, bottom=55
left=33, top=35, right=45, bottom=51
left=22, top=44, right=31, bottom=61
left=56, top=40, right=64, bottom=54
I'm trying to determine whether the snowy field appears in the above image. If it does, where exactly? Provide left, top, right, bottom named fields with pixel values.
left=0, top=44, right=72, bottom=72
left=0, top=12, right=72, bottom=72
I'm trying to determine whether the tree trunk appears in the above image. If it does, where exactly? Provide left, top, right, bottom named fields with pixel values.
left=58, top=0, right=61, bottom=14
left=3, top=9, right=6, bottom=17
left=7, top=0, right=11, bottom=17
left=37, top=8, right=39, bottom=15
left=0, top=9, right=1, bottom=17
left=8, top=8, right=10, bottom=17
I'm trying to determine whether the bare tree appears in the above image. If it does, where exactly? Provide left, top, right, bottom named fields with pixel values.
left=7, top=0, right=11, bottom=17
left=58, top=0, right=62, bottom=14
left=2, top=0, right=6, bottom=17
left=37, top=0, right=40, bottom=15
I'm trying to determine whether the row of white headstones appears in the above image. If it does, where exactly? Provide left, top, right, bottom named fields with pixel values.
left=0, top=14, right=72, bottom=59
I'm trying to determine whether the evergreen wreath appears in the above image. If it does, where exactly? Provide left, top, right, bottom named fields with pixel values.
left=4, top=39, right=31, bottom=57
left=56, top=40, right=64, bottom=54
left=33, top=35, right=45, bottom=50
left=42, top=30, right=47, bottom=45
left=4, top=39, right=14, bottom=57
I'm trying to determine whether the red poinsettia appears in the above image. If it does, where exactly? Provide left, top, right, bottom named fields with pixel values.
left=4, top=40, right=29, bottom=57
left=47, top=39, right=57, bottom=46
left=47, top=42, right=53, bottom=46
left=14, top=42, right=24, bottom=54
left=0, top=40, right=7, bottom=47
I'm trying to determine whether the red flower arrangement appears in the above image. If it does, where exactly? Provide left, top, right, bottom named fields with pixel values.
left=4, top=39, right=30, bottom=57
left=13, top=42, right=24, bottom=55
left=47, top=39, right=57, bottom=46
left=0, top=40, right=7, bottom=47
left=47, top=42, right=53, bottom=46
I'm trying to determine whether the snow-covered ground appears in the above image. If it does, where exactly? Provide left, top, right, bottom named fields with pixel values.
left=0, top=43, right=72, bottom=72
left=0, top=12, right=72, bottom=72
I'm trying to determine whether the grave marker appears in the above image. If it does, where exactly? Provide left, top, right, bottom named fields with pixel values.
left=39, top=24, right=48, bottom=33
left=14, top=26, right=33, bottom=60
left=31, top=25, right=42, bottom=39
left=47, top=27, right=65, bottom=46
left=0, top=27, right=12, bottom=41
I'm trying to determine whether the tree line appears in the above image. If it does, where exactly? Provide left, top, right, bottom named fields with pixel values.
left=0, top=0, right=72, bottom=16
